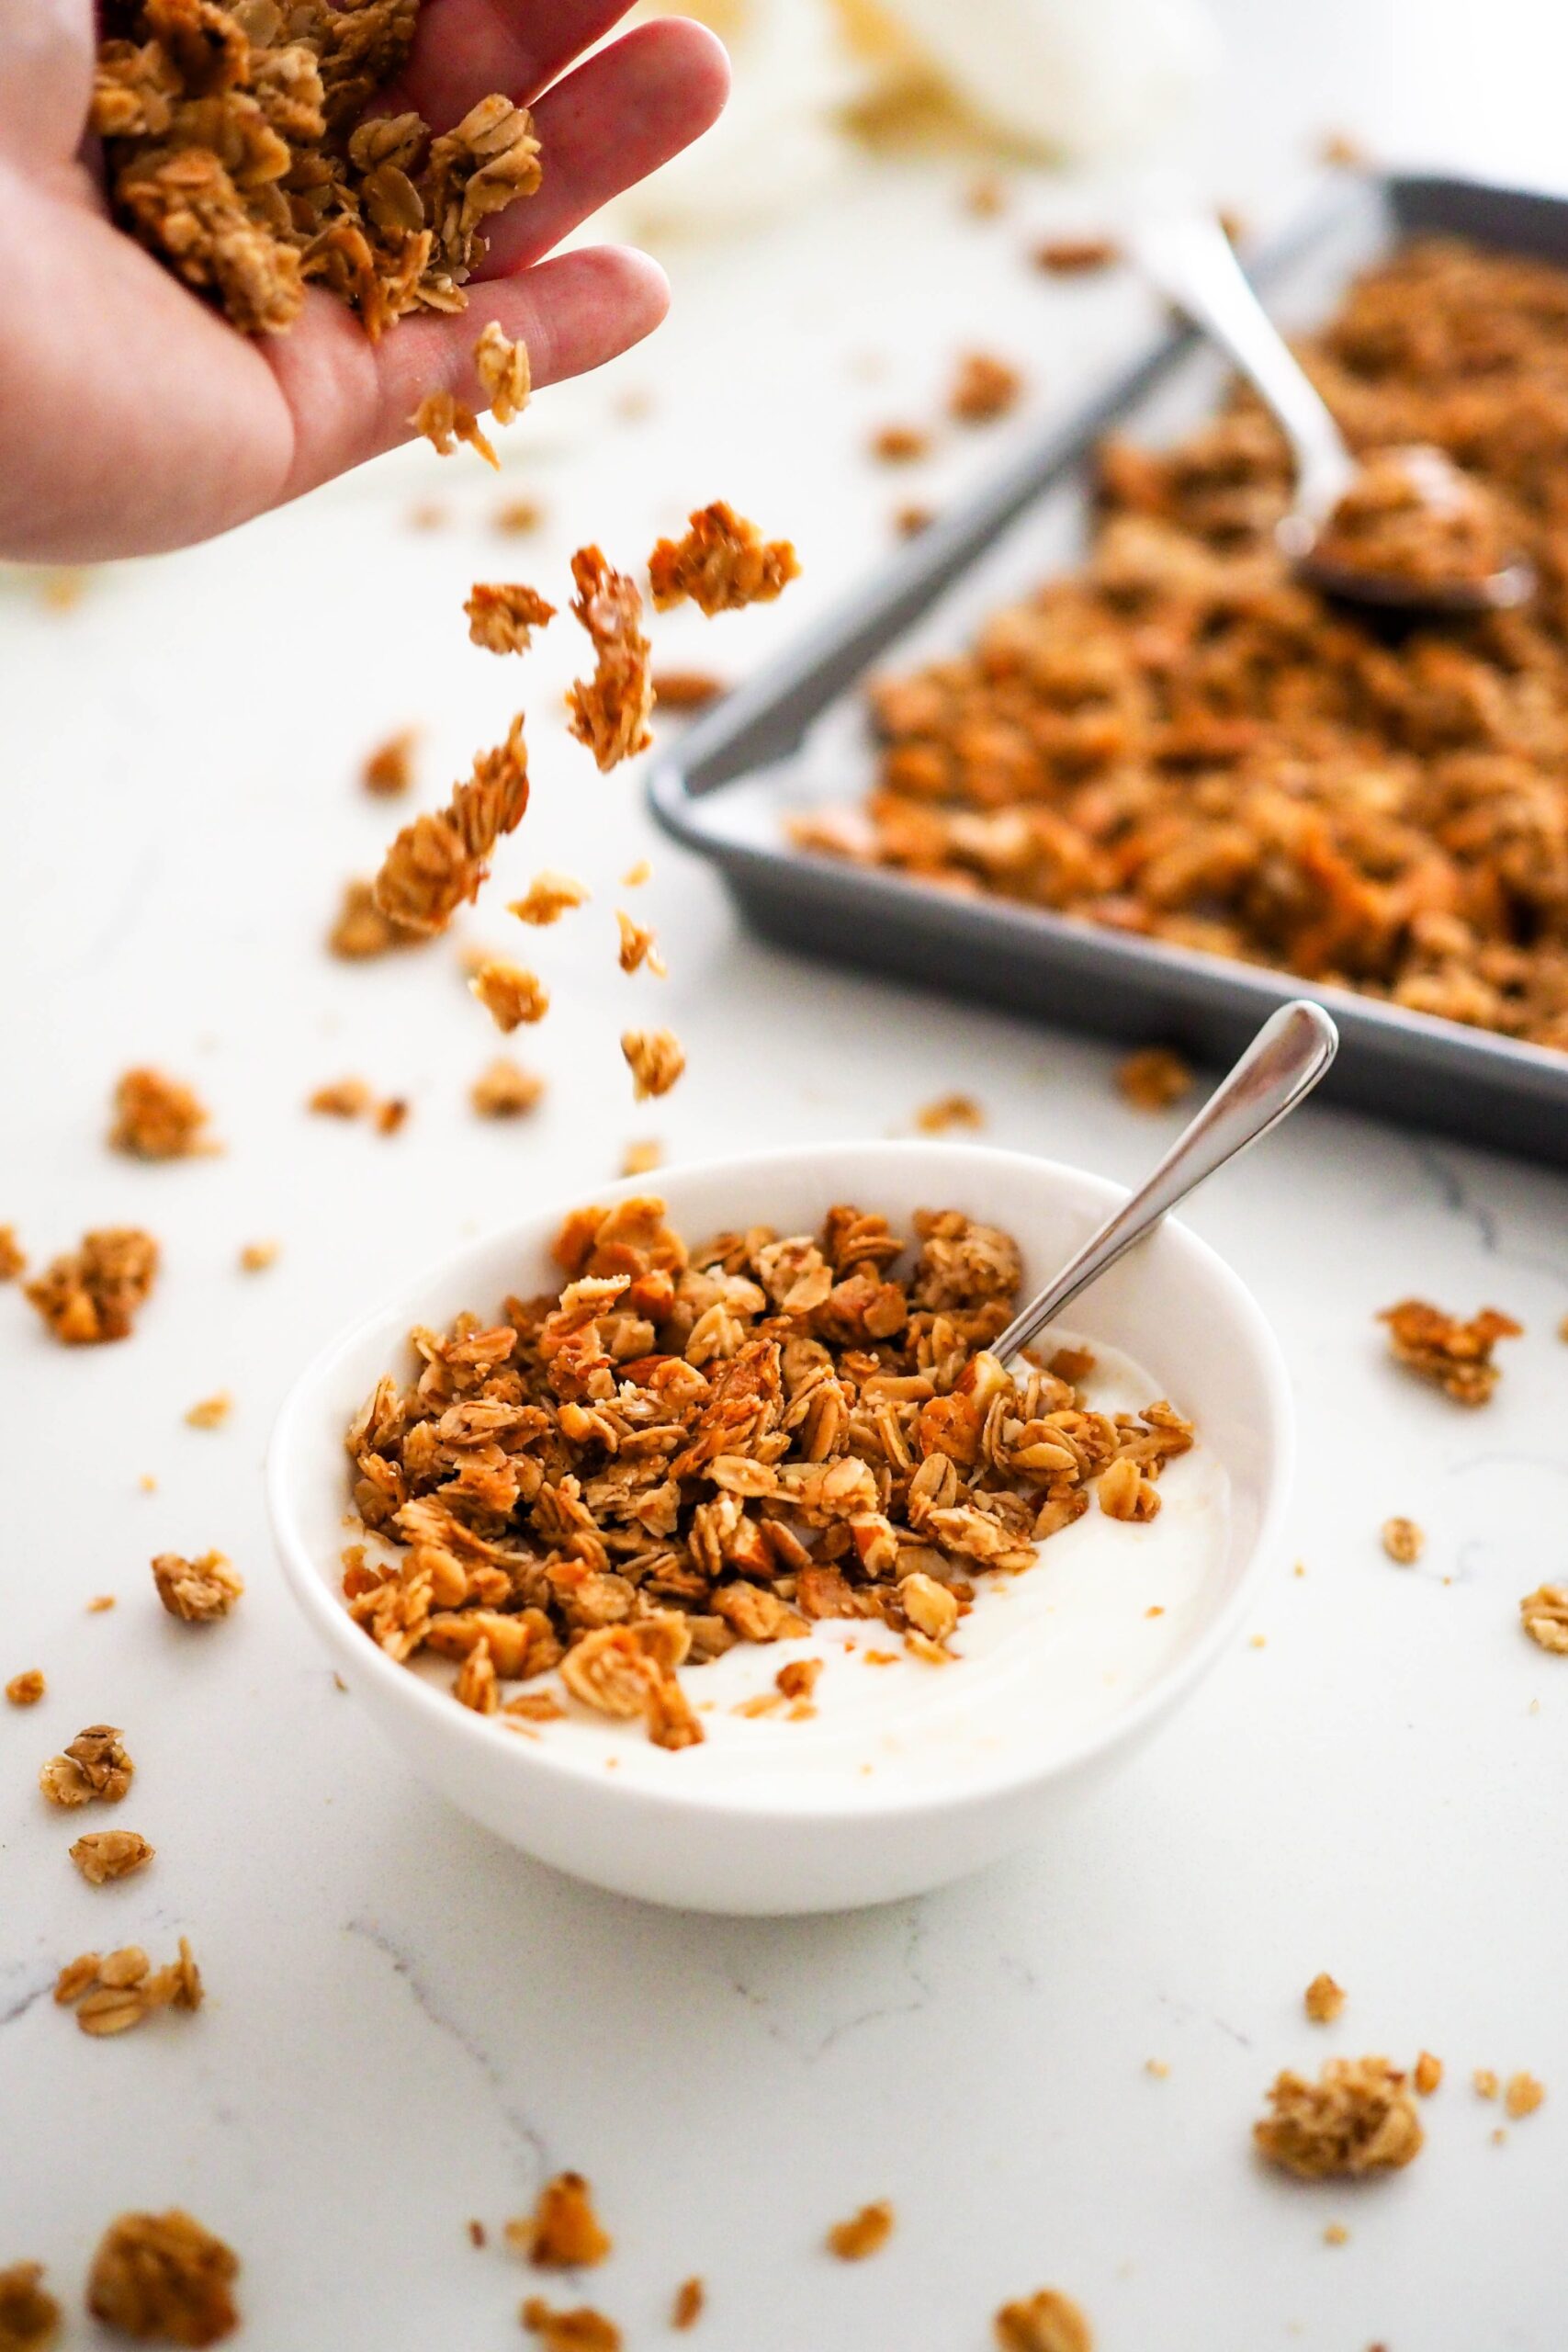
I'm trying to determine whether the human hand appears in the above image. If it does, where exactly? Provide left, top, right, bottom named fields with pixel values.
left=0, top=0, right=728, bottom=561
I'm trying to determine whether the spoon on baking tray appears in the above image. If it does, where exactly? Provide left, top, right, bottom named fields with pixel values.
left=991, top=1000, right=1337, bottom=1365
left=1124, top=209, right=1535, bottom=616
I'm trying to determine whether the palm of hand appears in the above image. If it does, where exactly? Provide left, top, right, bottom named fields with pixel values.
left=0, top=0, right=727, bottom=560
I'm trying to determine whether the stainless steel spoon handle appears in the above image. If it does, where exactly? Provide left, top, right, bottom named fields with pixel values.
left=991, top=1000, right=1338, bottom=1364
left=1127, top=211, right=1355, bottom=529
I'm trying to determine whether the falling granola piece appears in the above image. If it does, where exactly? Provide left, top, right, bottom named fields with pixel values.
left=471, top=1058, right=544, bottom=1118
left=871, top=424, right=930, bottom=463
left=152, top=1552, right=244, bottom=1624
left=470, top=961, right=549, bottom=1032
left=1116, top=1047, right=1194, bottom=1111
left=1505, top=2072, right=1545, bottom=2119
left=1032, top=234, right=1120, bottom=274
left=6, top=1668, right=45, bottom=1707
left=26, top=1228, right=159, bottom=1346
left=0, top=1227, right=25, bottom=1281
left=648, top=503, right=801, bottom=618
left=495, top=496, right=544, bottom=534
left=1474, top=2067, right=1499, bottom=2098
left=412, top=390, right=498, bottom=469
left=511, top=872, right=590, bottom=926
left=1414, top=2050, right=1443, bottom=2095
left=621, top=1030, right=685, bottom=1101
left=373, top=714, right=530, bottom=932
left=620, top=1139, right=662, bottom=1177
left=327, top=878, right=427, bottom=960
left=86, top=2211, right=238, bottom=2346
left=894, top=502, right=936, bottom=537
left=615, top=912, right=665, bottom=977
left=185, top=1394, right=232, bottom=1431
left=994, top=2290, right=1094, bottom=2352
left=110, top=1068, right=215, bottom=1159
left=915, top=1092, right=984, bottom=1134
left=465, top=582, right=557, bottom=654
left=0, top=2262, right=60, bottom=2352
left=1254, top=2057, right=1424, bottom=2177
left=1519, top=1584, right=1568, bottom=1654
left=362, top=729, right=418, bottom=797
left=826, top=2201, right=893, bottom=2261
left=671, top=2276, right=705, bottom=2330
left=308, top=1078, right=373, bottom=1119
left=651, top=670, right=726, bottom=712
left=950, top=351, right=1023, bottom=423
left=521, top=2301, right=620, bottom=2352
left=239, top=1241, right=278, bottom=1273
left=39, top=1726, right=134, bottom=1808
left=88, top=1596, right=117, bottom=1615
left=1304, top=1973, right=1347, bottom=2024
left=622, top=860, right=651, bottom=888
left=566, top=548, right=654, bottom=773
left=70, top=1830, right=155, bottom=1886
left=473, top=319, right=531, bottom=423
left=1379, top=1298, right=1522, bottom=1405
left=965, top=173, right=1007, bottom=216
left=507, top=2175, right=613, bottom=2269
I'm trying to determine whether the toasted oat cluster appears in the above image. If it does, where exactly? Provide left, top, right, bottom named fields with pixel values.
left=474, top=319, right=531, bottom=424
left=328, top=877, right=427, bottom=960
left=1520, top=1583, right=1568, bottom=1654
left=826, top=2201, right=894, bottom=2261
left=71, top=1829, right=156, bottom=1885
left=505, top=2175, right=612, bottom=2269
left=26, top=1228, right=159, bottom=1346
left=0, top=1226, right=25, bottom=1281
left=1379, top=1297, right=1521, bottom=1404
left=363, top=726, right=417, bottom=796
left=511, top=870, right=590, bottom=925
left=412, top=390, right=497, bottom=467
left=39, top=1725, right=134, bottom=1808
left=152, top=1551, right=245, bottom=1623
left=0, top=2263, right=60, bottom=2352
left=1254, top=2056, right=1424, bottom=2177
left=798, top=242, right=1568, bottom=1054
left=649, top=503, right=802, bottom=618
left=109, top=1068, right=215, bottom=1159
left=522, top=2300, right=619, bottom=2352
left=1314, top=446, right=1511, bottom=592
left=993, top=2290, right=1093, bottom=2352
left=343, top=1198, right=1193, bottom=1747
left=950, top=352, right=1023, bottom=424
left=566, top=548, right=655, bottom=774
left=373, top=713, right=529, bottom=932
left=466, top=582, right=557, bottom=655
left=620, top=1030, right=684, bottom=1101
left=1304, top=1972, right=1347, bottom=2024
left=56, top=1939, right=202, bottom=2038
left=94, top=1, right=541, bottom=341
left=915, top=1093, right=984, bottom=1134
left=6, top=1669, right=45, bottom=1706
left=470, top=960, right=549, bottom=1032
left=86, top=2210, right=237, bottom=2346
left=615, top=912, right=664, bottom=977
left=471, top=1057, right=544, bottom=1118
left=1381, top=1514, right=1424, bottom=1564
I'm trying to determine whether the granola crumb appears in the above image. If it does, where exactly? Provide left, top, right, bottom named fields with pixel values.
left=308, top=1079, right=374, bottom=1120
left=994, top=2288, right=1094, bottom=2351
left=378, top=1095, right=410, bottom=1137
left=620, top=1140, right=663, bottom=1177
left=86, top=2210, right=237, bottom=2345
left=671, top=2275, right=705, bottom=2329
left=1117, top=1047, right=1194, bottom=1111
left=26, top=1227, right=159, bottom=1347
left=411, top=503, right=448, bottom=532
left=1378, top=1298, right=1522, bottom=1406
left=70, top=1830, right=155, bottom=1885
left=1519, top=1584, right=1568, bottom=1654
left=871, top=424, right=930, bottom=464
left=362, top=728, right=418, bottom=797
left=622, top=860, right=652, bottom=888
left=965, top=173, right=1007, bottom=216
left=950, top=351, right=1023, bottom=423
left=238, top=1241, right=278, bottom=1273
left=185, top=1393, right=232, bottom=1431
left=1322, top=2222, right=1349, bottom=2246
left=1474, top=2067, right=1499, bottom=2098
left=495, top=497, right=544, bottom=535
left=472, top=1058, right=544, bottom=1119
left=0, top=2262, right=60, bottom=2351
left=471, top=961, right=549, bottom=1032
left=615, top=912, right=666, bottom=978
left=503, top=1690, right=566, bottom=1724
left=373, top=711, right=530, bottom=933
left=1492, top=2125, right=1507, bottom=2145
left=466, top=582, right=556, bottom=655
left=1145, top=2058, right=1170, bottom=2078
left=6, top=1670, right=45, bottom=1706
left=567, top=547, right=654, bottom=774
left=915, top=1092, right=984, bottom=1134
left=895, top=502, right=936, bottom=537
left=826, top=2201, right=893, bottom=2261
left=506, top=2175, right=612, bottom=2269
left=649, top=503, right=801, bottom=618
left=1505, top=2071, right=1545, bottom=2118
left=152, top=1552, right=243, bottom=1624
left=1319, top=129, right=1368, bottom=167
left=328, top=877, right=427, bottom=961
left=652, top=670, right=726, bottom=712
left=468, top=2220, right=487, bottom=2249
left=1032, top=234, right=1120, bottom=274
left=511, top=872, right=590, bottom=926
left=775, top=1658, right=822, bottom=1702
left=1381, top=1516, right=1424, bottom=1565
left=1254, top=2057, right=1423, bottom=2177
left=108, top=1069, right=216, bottom=1160
left=1414, top=2051, right=1443, bottom=2095
left=88, top=1595, right=117, bottom=1614
left=474, top=319, right=531, bottom=424
left=0, top=1226, right=26, bottom=1281
left=39, top=1725, right=133, bottom=1808
left=412, top=390, right=498, bottom=469
left=621, top=1031, right=685, bottom=1101
left=521, top=2300, right=620, bottom=2352
left=1304, top=1973, right=1347, bottom=2025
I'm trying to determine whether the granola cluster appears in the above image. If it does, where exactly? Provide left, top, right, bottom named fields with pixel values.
left=0, top=2264, right=60, bottom=2352
left=649, top=503, right=801, bottom=618
left=152, top=1551, right=245, bottom=1622
left=994, top=2290, right=1094, bottom=2352
left=1378, top=1296, right=1521, bottom=1404
left=343, top=1197, right=1194, bottom=1747
left=799, top=240, right=1568, bottom=1054
left=86, top=2210, right=237, bottom=2346
left=1254, top=2056, right=1424, bottom=2177
left=25, top=1229, right=159, bottom=1345
left=504, top=2176, right=612, bottom=2269
left=566, top=548, right=655, bottom=775
left=108, top=1068, right=216, bottom=1159
left=39, top=1725, right=135, bottom=1808
left=94, top=0, right=541, bottom=340
left=466, top=582, right=557, bottom=655
left=372, top=714, right=530, bottom=933
left=1313, top=446, right=1511, bottom=593
left=55, top=1939, right=202, bottom=2038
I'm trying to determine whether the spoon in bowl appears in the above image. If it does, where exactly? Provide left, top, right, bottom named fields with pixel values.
left=992, top=999, right=1337, bottom=1363
left=1125, top=210, right=1534, bottom=616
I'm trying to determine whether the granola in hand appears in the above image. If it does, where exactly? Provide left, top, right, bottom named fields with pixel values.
left=474, top=320, right=532, bottom=424
left=649, top=503, right=801, bottom=617
left=566, top=548, right=654, bottom=773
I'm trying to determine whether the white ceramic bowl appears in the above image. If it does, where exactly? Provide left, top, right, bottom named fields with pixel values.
left=267, top=1142, right=1292, bottom=1915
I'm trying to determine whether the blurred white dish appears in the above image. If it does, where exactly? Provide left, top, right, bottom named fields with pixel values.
left=267, top=1141, right=1291, bottom=1915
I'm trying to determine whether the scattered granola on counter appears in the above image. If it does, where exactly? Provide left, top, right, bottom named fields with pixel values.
left=373, top=713, right=530, bottom=932
left=472, top=1058, right=545, bottom=1119
left=826, top=2201, right=894, bottom=2261
left=1032, top=234, right=1119, bottom=274
left=39, top=1726, right=134, bottom=1807
left=1254, top=2057, right=1423, bottom=2177
left=57, top=1939, right=202, bottom=2038
left=521, top=2300, right=620, bottom=2352
left=621, top=1031, right=685, bottom=1100
left=1116, top=1049, right=1195, bottom=1113
left=950, top=351, right=1023, bottom=424
left=239, top=1240, right=279, bottom=1272
left=86, top=2209, right=237, bottom=2346
left=108, top=1069, right=215, bottom=1159
left=1381, top=1515, right=1424, bottom=1565
left=651, top=669, right=726, bottom=712
left=70, top=1830, right=155, bottom=1886
left=511, top=872, right=591, bottom=926
left=0, top=2263, right=60, bottom=2352
left=343, top=1200, right=1193, bottom=1746
left=0, top=1226, right=25, bottom=1281
left=1506, top=2071, right=1545, bottom=2118
left=466, top=582, right=557, bottom=655
left=871, top=424, right=930, bottom=464
left=470, top=961, right=549, bottom=1032
left=6, top=1670, right=46, bottom=1706
left=1414, top=2050, right=1443, bottom=2095
left=473, top=319, right=531, bottom=424
left=1379, top=1298, right=1521, bottom=1405
left=649, top=503, right=801, bottom=617
left=1520, top=1584, right=1568, bottom=1653
left=185, top=1394, right=232, bottom=1431
left=993, top=2287, right=1094, bottom=2351
left=363, top=727, right=418, bottom=797
left=671, top=2276, right=705, bottom=2329
left=328, top=878, right=429, bottom=960
left=914, top=1092, right=984, bottom=1134
left=152, top=1552, right=244, bottom=1623
left=566, top=548, right=655, bottom=773
left=615, top=912, right=665, bottom=977
left=506, top=2175, right=612, bottom=2269
left=1304, top=1973, right=1347, bottom=2024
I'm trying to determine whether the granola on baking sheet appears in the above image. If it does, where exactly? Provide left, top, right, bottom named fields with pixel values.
left=343, top=1199, right=1195, bottom=1745
left=95, top=2, right=542, bottom=344
left=412, top=391, right=498, bottom=469
left=373, top=713, right=530, bottom=932
left=649, top=503, right=801, bottom=618
left=1254, top=2056, right=1424, bottom=2177
left=86, top=2209, right=237, bottom=2345
left=1379, top=1297, right=1521, bottom=1404
left=566, top=548, right=654, bottom=774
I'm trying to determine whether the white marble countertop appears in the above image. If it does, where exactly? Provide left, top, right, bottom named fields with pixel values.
left=4, top=3, right=1568, bottom=2343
